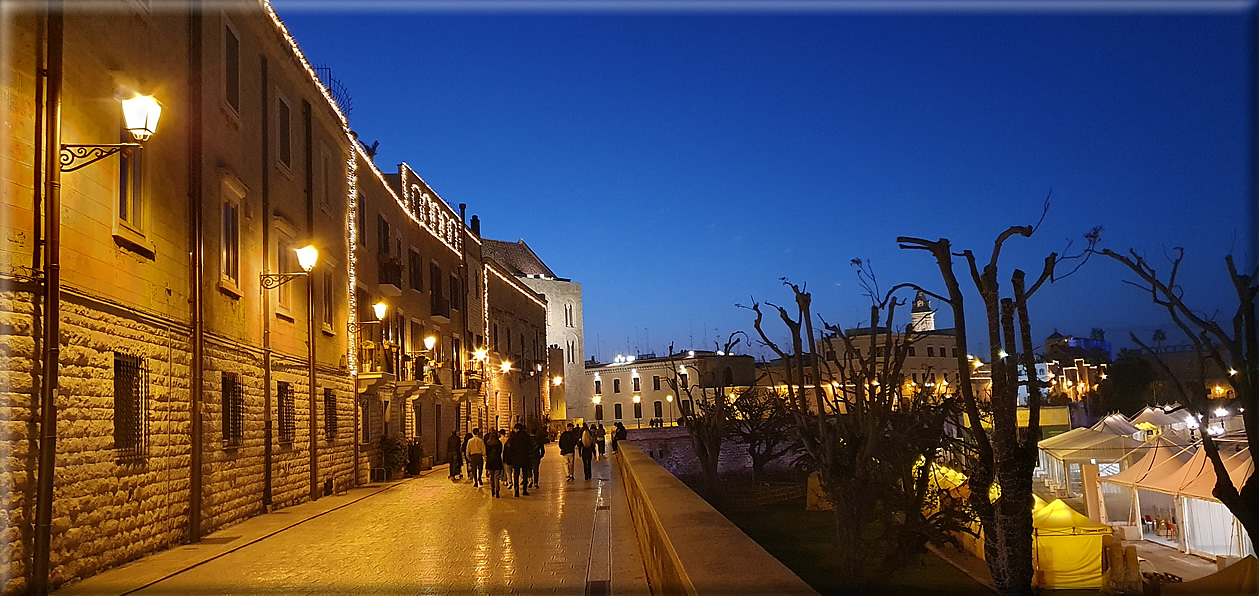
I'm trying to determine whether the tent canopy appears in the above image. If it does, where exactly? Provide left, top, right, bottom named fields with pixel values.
left=1101, top=438, right=1195, bottom=488
left=1132, top=406, right=1184, bottom=429
left=1162, top=555, right=1259, bottom=596
left=1040, top=429, right=1145, bottom=464
left=1136, top=446, right=1211, bottom=495
left=1034, top=499, right=1112, bottom=536
left=1093, top=414, right=1141, bottom=437
left=1180, top=447, right=1253, bottom=502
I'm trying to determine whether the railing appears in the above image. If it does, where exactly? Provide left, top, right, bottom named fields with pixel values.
left=378, top=258, right=402, bottom=290
left=430, top=294, right=450, bottom=320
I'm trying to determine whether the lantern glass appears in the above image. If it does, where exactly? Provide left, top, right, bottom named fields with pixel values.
left=424, top=336, right=437, bottom=351
left=122, top=94, right=162, bottom=142
left=372, top=301, right=388, bottom=321
left=501, top=361, right=512, bottom=373
left=295, top=245, right=318, bottom=272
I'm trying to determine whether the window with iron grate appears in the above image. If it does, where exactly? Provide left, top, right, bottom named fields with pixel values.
left=278, top=381, right=295, bottom=444
left=114, top=353, right=148, bottom=459
left=324, top=388, right=337, bottom=440
left=221, top=372, right=244, bottom=445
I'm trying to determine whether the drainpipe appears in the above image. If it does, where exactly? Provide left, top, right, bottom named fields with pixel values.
left=260, top=56, right=272, bottom=511
left=188, top=0, right=205, bottom=543
left=32, top=2, right=63, bottom=592
left=304, top=100, right=318, bottom=501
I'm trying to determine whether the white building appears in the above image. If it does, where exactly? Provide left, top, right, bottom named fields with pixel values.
left=582, top=351, right=756, bottom=427
left=482, top=239, right=586, bottom=423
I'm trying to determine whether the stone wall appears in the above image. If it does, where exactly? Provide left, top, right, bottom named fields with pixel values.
left=0, top=289, right=40, bottom=595
left=625, top=427, right=756, bottom=480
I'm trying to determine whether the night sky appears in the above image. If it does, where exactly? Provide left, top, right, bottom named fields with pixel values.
left=277, top=2, right=1253, bottom=362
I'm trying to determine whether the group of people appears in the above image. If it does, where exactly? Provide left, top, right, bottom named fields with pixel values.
left=445, top=424, right=544, bottom=498
left=440, top=421, right=630, bottom=495
left=557, top=422, right=628, bottom=481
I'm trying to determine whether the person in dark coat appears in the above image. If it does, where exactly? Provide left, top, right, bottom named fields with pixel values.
left=580, top=425, right=596, bottom=480
left=612, top=422, right=628, bottom=453
left=484, top=431, right=503, bottom=498
left=446, top=430, right=463, bottom=481
left=528, top=429, right=545, bottom=489
left=558, top=423, right=578, bottom=481
left=504, top=424, right=532, bottom=497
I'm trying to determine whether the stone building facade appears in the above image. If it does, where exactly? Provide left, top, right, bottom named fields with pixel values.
left=0, top=1, right=559, bottom=592
left=484, top=261, right=549, bottom=432
left=583, top=352, right=757, bottom=428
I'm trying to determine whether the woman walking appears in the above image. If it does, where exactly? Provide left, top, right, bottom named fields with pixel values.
left=446, top=430, right=464, bottom=481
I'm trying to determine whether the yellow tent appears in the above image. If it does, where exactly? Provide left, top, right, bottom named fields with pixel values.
left=1163, top=556, right=1259, bottom=595
left=1032, top=499, right=1113, bottom=589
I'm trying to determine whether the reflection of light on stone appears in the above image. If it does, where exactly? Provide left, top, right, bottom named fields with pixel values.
left=500, top=528, right=516, bottom=578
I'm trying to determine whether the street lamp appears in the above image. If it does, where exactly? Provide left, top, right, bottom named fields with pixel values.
left=35, top=87, right=164, bottom=594
left=666, top=394, right=674, bottom=426
left=261, top=244, right=321, bottom=503
left=633, top=394, right=642, bottom=428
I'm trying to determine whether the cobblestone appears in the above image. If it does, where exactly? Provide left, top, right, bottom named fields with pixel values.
left=58, top=444, right=648, bottom=595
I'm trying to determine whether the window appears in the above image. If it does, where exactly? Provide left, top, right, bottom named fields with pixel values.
left=276, top=238, right=292, bottom=313
left=594, top=379, right=602, bottom=395
left=221, top=372, right=244, bottom=445
left=724, top=367, right=733, bottom=385
left=450, top=275, right=461, bottom=310
left=113, top=353, right=147, bottom=458
left=613, top=379, right=621, bottom=393
left=322, top=266, right=335, bottom=330
left=653, top=376, right=660, bottom=391
left=324, top=388, right=337, bottom=440
left=654, top=401, right=663, bottom=418
left=276, top=93, right=292, bottom=169
left=682, top=400, right=693, bottom=416
left=360, top=398, right=371, bottom=443
left=377, top=216, right=390, bottom=256
left=634, top=402, right=642, bottom=419
left=430, top=263, right=442, bottom=295
left=319, top=147, right=335, bottom=210
left=614, top=403, right=623, bottom=420
left=492, top=324, right=499, bottom=352
left=568, top=340, right=576, bottom=363
left=908, top=346, right=916, bottom=356
left=927, top=347, right=935, bottom=357
left=224, top=24, right=240, bottom=113
left=220, top=190, right=241, bottom=288
left=632, top=377, right=640, bottom=392
left=413, top=401, right=423, bottom=438
left=277, top=381, right=295, bottom=443
left=118, top=128, right=143, bottom=230
left=595, top=404, right=604, bottom=421
left=409, top=249, right=422, bottom=291
left=952, top=347, right=959, bottom=358
left=680, top=373, right=688, bottom=387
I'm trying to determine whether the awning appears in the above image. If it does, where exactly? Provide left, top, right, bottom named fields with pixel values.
left=1101, top=437, right=1195, bottom=488
left=1180, top=446, right=1252, bottom=502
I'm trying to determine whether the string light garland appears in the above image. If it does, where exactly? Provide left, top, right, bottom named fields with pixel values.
left=487, top=262, right=547, bottom=309
left=345, top=149, right=359, bottom=375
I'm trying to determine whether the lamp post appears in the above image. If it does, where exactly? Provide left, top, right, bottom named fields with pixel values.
left=261, top=245, right=319, bottom=502
left=473, top=348, right=488, bottom=429
left=633, top=394, right=642, bottom=429
left=348, top=301, right=389, bottom=367
left=33, top=28, right=164, bottom=590
left=666, top=394, right=674, bottom=426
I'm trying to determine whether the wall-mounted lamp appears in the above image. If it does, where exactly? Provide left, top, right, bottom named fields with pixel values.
left=61, top=94, right=162, bottom=172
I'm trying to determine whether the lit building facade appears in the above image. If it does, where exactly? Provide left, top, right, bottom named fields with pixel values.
left=583, top=352, right=756, bottom=427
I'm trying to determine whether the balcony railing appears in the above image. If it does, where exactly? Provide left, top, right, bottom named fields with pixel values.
left=379, top=257, right=402, bottom=296
left=430, top=294, right=450, bottom=322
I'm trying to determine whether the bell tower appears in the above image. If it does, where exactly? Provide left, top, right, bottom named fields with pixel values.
left=910, top=290, right=935, bottom=332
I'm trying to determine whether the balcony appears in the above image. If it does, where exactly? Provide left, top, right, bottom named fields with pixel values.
left=430, top=293, right=450, bottom=323
left=378, top=257, right=402, bottom=297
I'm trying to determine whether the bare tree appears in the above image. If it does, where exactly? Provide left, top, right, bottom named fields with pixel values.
left=1099, top=247, right=1258, bottom=546
left=727, top=382, right=799, bottom=481
left=896, top=219, right=1097, bottom=596
left=744, top=271, right=970, bottom=586
left=664, top=334, right=745, bottom=504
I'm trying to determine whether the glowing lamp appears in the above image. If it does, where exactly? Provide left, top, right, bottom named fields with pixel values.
left=553, top=376, right=563, bottom=386
left=632, top=395, right=641, bottom=404
left=593, top=395, right=601, bottom=405
left=372, top=301, right=388, bottom=321
left=501, top=361, right=512, bottom=373
left=424, top=335, right=437, bottom=351
left=474, top=349, right=488, bottom=361
left=122, top=94, right=162, bottom=142
left=666, top=395, right=673, bottom=402
left=1230, top=369, right=1239, bottom=376
left=295, top=245, right=319, bottom=272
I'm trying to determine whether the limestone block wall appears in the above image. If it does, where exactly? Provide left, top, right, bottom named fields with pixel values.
left=0, top=289, right=39, bottom=595
left=200, top=337, right=267, bottom=532
left=48, top=292, right=192, bottom=590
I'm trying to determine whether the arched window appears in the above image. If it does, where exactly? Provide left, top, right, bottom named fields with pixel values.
left=614, top=403, right=623, bottom=419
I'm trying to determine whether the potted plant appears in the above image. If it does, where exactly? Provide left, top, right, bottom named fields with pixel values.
left=379, top=434, right=409, bottom=481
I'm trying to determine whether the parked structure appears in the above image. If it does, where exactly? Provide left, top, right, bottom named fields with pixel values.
left=0, top=2, right=557, bottom=592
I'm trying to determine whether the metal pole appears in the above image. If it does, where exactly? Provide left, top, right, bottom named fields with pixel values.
left=309, top=275, right=318, bottom=500
left=32, top=2, right=63, bottom=592
left=260, top=55, right=272, bottom=511
left=188, top=0, right=205, bottom=543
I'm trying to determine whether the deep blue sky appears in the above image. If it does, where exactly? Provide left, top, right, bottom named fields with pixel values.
left=277, top=4, right=1252, bottom=362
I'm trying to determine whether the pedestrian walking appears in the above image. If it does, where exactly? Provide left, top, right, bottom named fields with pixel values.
left=484, top=431, right=503, bottom=498
left=580, top=425, right=596, bottom=480
left=465, top=428, right=486, bottom=487
left=596, top=423, right=607, bottom=457
left=446, top=430, right=463, bottom=481
left=612, top=422, right=627, bottom=453
left=558, top=423, right=578, bottom=481
left=505, top=424, right=532, bottom=497
left=528, top=428, right=545, bottom=489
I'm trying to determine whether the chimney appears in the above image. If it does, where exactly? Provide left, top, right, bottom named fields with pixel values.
left=470, top=215, right=480, bottom=237
left=458, top=203, right=467, bottom=226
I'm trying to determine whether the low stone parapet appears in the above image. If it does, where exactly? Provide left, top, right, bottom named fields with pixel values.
left=614, top=443, right=817, bottom=595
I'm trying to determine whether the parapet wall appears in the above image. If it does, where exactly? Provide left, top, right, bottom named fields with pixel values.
left=614, top=443, right=817, bottom=595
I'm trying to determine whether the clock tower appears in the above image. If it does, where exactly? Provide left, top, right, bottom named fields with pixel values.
left=910, top=291, right=935, bottom=332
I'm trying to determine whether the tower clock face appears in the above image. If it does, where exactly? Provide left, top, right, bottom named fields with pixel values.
left=916, top=299, right=925, bottom=308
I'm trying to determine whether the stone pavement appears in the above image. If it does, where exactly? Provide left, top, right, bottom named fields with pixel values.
left=56, top=444, right=650, bottom=595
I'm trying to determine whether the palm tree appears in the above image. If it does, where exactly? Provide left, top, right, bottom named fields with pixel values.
left=1152, top=329, right=1167, bottom=350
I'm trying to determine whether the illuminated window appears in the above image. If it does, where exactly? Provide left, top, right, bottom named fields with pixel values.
left=220, top=192, right=241, bottom=288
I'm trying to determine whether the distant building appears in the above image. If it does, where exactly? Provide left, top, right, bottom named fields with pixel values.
left=482, top=238, right=586, bottom=425
left=1044, top=330, right=1113, bottom=364
left=583, top=351, right=756, bottom=427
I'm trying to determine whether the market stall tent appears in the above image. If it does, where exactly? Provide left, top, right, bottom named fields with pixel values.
left=1032, top=499, right=1113, bottom=589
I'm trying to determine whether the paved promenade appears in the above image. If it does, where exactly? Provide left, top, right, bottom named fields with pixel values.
left=57, top=444, right=649, bottom=595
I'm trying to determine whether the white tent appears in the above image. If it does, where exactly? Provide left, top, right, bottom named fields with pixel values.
left=1038, top=429, right=1145, bottom=497
left=1092, top=413, right=1142, bottom=438
left=1100, top=438, right=1194, bottom=526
